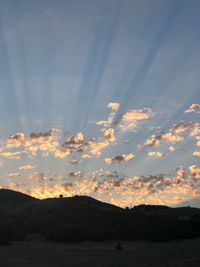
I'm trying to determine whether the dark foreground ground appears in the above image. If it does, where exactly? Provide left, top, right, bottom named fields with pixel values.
left=0, top=239, right=200, bottom=267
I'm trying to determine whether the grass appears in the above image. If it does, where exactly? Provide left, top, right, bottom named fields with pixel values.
left=0, top=238, right=200, bottom=266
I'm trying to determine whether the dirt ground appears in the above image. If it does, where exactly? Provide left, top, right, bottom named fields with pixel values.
left=0, top=238, right=200, bottom=267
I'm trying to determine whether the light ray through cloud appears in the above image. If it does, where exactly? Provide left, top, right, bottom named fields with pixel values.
left=0, top=0, right=199, bottom=208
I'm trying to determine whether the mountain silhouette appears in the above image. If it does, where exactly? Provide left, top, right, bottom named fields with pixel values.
left=0, top=189, right=37, bottom=209
left=0, top=189, right=200, bottom=244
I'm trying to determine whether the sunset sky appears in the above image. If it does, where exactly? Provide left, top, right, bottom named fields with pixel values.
left=0, top=0, right=200, bottom=207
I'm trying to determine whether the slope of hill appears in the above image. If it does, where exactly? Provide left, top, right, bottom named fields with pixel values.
left=0, top=189, right=38, bottom=209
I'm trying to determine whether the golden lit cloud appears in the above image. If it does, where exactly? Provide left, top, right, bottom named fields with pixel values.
left=161, top=132, right=183, bottom=142
left=173, top=121, right=200, bottom=136
left=144, top=132, right=183, bottom=149
left=3, top=165, right=200, bottom=208
left=18, top=164, right=34, bottom=171
left=54, top=148, right=71, bottom=158
left=119, top=108, right=153, bottom=132
left=1, top=151, right=28, bottom=160
left=148, top=151, right=164, bottom=158
left=6, top=132, right=25, bottom=148
left=8, top=172, right=21, bottom=177
left=104, top=128, right=115, bottom=142
left=89, top=140, right=109, bottom=156
left=144, top=135, right=161, bottom=147
left=107, top=102, right=120, bottom=111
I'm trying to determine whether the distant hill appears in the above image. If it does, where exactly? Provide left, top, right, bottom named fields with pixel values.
left=131, top=204, right=200, bottom=219
left=0, top=189, right=200, bottom=244
left=0, top=189, right=38, bottom=209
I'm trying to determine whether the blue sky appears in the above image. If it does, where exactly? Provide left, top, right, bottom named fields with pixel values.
left=0, top=0, right=200, bottom=207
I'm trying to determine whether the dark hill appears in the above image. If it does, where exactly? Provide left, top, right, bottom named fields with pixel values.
left=1, top=189, right=200, bottom=244
left=0, top=189, right=37, bottom=209
left=131, top=204, right=200, bottom=219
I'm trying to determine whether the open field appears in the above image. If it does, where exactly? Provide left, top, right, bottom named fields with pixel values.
left=0, top=239, right=200, bottom=267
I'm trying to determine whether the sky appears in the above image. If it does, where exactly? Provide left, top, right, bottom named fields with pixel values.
left=0, top=0, right=200, bottom=207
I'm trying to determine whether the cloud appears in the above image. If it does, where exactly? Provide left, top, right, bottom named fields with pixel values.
left=8, top=172, right=21, bottom=177
left=69, top=171, right=83, bottom=178
left=196, top=136, right=200, bottom=146
left=185, top=103, right=200, bottom=113
left=161, top=132, right=183, bottom=142
left=122, top=108, right=152, bottom=121
left=6, top=133, right=25, bottom=148
left=193, top=151, right=200, bottom=158
left=70, top=159, right=81, bottom=165
left=81, top=154, right=92, bottom=159
left=105, top=153, right=134, bottom=164
left=56, top=132, right=88, bottom=158
left=23, top=129, right=60, bottom=156
left=89, top=140, right=110, bottom=156
left=168, top=146, right=175, bottom=152
left=107, top=102, right=120, bottom=111
left=1, top=151, right=28, bottom=160
left=144, top=135, right=161, bottom=147
left=144, top=132, right=183, bottom=149
left=96, top=103, right=120, bottom=130
left=189, top=165, right=200, bottom=179
left=148, top=151, right=164, bottom=158
left=118, top=108, right=153, bottom=132
left=97, top=104, right=153, bottom=133
left=174, top=166, right=186, bottom=182
left=18, top=164, right=34, bottom=171
left=1, top=128, right=116, bottom=161
left=65, top=132, right=84, bottom=145
left=104, top=128, right=115, bottom=142
left=54, top=149, right=71, bottom=158
left=172, top=121, right=200, bottom=136
left=4, top=165, right=200, bottom=208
